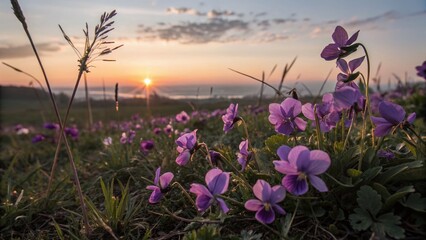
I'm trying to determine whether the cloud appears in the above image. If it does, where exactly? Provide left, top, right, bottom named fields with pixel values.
left=207, top=10, right=243, bottom=18
left=138, top=18, right=250, bottom=44
left=166, top=7, right=203, bottom=16
left=346, top=11, right=398, bottom=27
left=0, top=42, right=63, bottom=59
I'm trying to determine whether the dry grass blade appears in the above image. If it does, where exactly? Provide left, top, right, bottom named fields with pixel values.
left=228, top=68, right=282, bottom=96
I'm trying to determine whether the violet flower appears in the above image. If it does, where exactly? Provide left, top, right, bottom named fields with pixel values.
left=44, top=122, right=59, bottom=130
left=332, top=86, right=363, bottom=111
left=415, top=61, right=426, bottom=80
left=103, top=137, right=112, bottom=146
left=32, top=134, right=45, bottom=143
left=65, top=126, right=79, bottom=140
left=140, top=140, right=155, bottom=153
left=245, top=179, right=286, bottom=224
left=222, top=103, right=239, bottom=133
left=268, top=98, right=307, bottom=135
left=237, top=139, right=252, bottom=171
left=175, top=130, right=197, bottom=166
left=189, top=168, right=230, bottom=213
left=120, top=130, right=136, bottom=144
left=377, top=149, right=395, bottom=160
left=208, top=150, right=221, bottom=166
left=336, top=56, right=364, bottom=85
left=273, top=145, right=330, bottom=196
left=176, top=111, right=190, bottom=124
left=146, top=167, right=174, bottom=204
left=321, top=25, right=359, bottom=61
left=302, top=93, right=340, bottom=133
left=371, top=101, right=416, bottom=137
left=153, top=127, right=162, bottom=135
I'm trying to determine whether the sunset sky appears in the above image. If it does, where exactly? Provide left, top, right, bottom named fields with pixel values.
left=1, top=0, right=425, bottom=91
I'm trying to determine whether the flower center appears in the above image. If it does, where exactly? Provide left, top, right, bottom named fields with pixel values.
left=264, top=202, right=271, bottom=211
left=297, top=172, right=307, bottom=181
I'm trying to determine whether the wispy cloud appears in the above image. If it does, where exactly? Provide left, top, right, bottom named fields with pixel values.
left=0, top=42, right=64, bottom=59
left=166, top=7, right=203, bottom=16
left=138, top=18, right=250, bottom=44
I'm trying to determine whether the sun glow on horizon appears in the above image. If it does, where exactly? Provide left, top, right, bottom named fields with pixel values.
left=144, top=78, right=152, bottom=86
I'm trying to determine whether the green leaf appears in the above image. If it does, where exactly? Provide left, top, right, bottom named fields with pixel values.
left=349, top=208, right=373, bottom=231
left=383, top=185, right=415, bottom=211
left=264, top=134, right=288, bottom=154
left=377, top=212, right=405, bottom=239
left=372, top=183, right=390, bottom=200
left=377, top=161, right=423, bottom=184
left=400, top=193, right=426, bottom=212
left=359, top=167, right=382, bottom=184
left=357, top=186, right=382, bottom=216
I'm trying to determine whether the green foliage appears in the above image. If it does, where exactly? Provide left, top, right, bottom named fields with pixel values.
left=183, top=225, right=221, bottom=240
left=349, top=186, right=405, bottom=239
left=400, top=193, right=426, bottom=212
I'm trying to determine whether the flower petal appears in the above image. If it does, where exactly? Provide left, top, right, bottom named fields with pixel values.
left=277, top=145, right=292, bottom=161
left=346, top=30, right=359, bottom=45
left=269, top=103, right=283, bottom=124
left=189, top=183, right=212, bottom=197
left=349, top=56, right=365, bottom=72
left=273, top=160, right=298, bottom=175
left=276, top=121, right=295, bottom=135
left=270, top=185, right=286, bottom=203
left=216, top=197, right=229, bottom=213
left=176, top=150, right=191, bottom=166
left=321, top=43, right=340, bottom=61
left=206, top=168, right=230, bottom=195
left=337, top=59, right=349, bottom=74
left=407, top=112, right=416, bottom=124
left=332, top=26, right=348, bottom=46
left=255, top=206, right=275, bottom=224
left=253, top=179, right=272, bottom=202
left=288, top=146, right=310, bottom=171
left=281, top=98, right=302, bottom=117
left=159, top=172, right=174, bottom=189
left=272, top=204, right=286, bottom=215
left=148, top=188, right=162, bottom=204
left=307, top=150, right=331, bottom=175
left=195, top=194, right=212, bottom=212
left=294, top=117, right=307, bottom=131
left=302, top=103, right=315, bottom=120
left=245, top=199, right=263, bottom=212
left=379, top=101, right=405, bottom=125
left=283, top=174, right=308, bottom=196
left=154, top=167, right=161, bottom=186
left=308, top=175, right=328, bottom=192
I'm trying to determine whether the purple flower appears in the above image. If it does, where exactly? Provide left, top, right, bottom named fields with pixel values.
left=222, top=103, right=239, bottom=133
left=65, top=126, right=79, bottom=140
left=208, top=150, right=221, bottom=166
left=140, top=140, right=155, bottom=153
left=273, top=145, right=330, bottom=196
left=321, top=26, right=359, bottom=61
left=146, top=167, right=174, bottom=204
left=44, top=122, right=59, bottom=130
left=332, top=86, right=363, bottom=111
left=336, top=56, right=364, bottom=84
left=176, top=111, right=190, bottom=124
left=164, top=124, right=173, bottom=135
left=377, top=149, right=395, bottom=160
left=189, top=168, right=230, bottom=213
left=245, top=180, right=286, bottom=224
left=371, top=101, right=416, bottom=137
left=153, top=127, right=162, bottom=135
left=175, top=130, right=197, bottom=166
left=268, top=98, right=307, bottom=135
left=302, top=93, right=340, bottom=133
left=415, top=61, right=426, bottom=80
left=237, top=139, right=252, bottom=171
left=120, top=130, right=136, bottom=144
left=32, top=134, right=45, bottom=143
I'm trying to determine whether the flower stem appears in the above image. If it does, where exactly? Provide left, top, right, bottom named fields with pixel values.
left=171, top=182, right=196, bottom=209
left=343, top=111, right=355, bottom=149
left=283, top=199, right=300, bottom=237
left=313, top=105, right=324, bottom=150
left=11, top=1, right=90, bottom=233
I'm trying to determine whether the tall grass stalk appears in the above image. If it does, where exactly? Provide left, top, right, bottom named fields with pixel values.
left=10, top=0, right=90, bottom=233
left=83, top=72, right=93, bottom=129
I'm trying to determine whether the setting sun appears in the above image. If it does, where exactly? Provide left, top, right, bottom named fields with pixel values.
left=144, top=78, right=152, bottom=86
